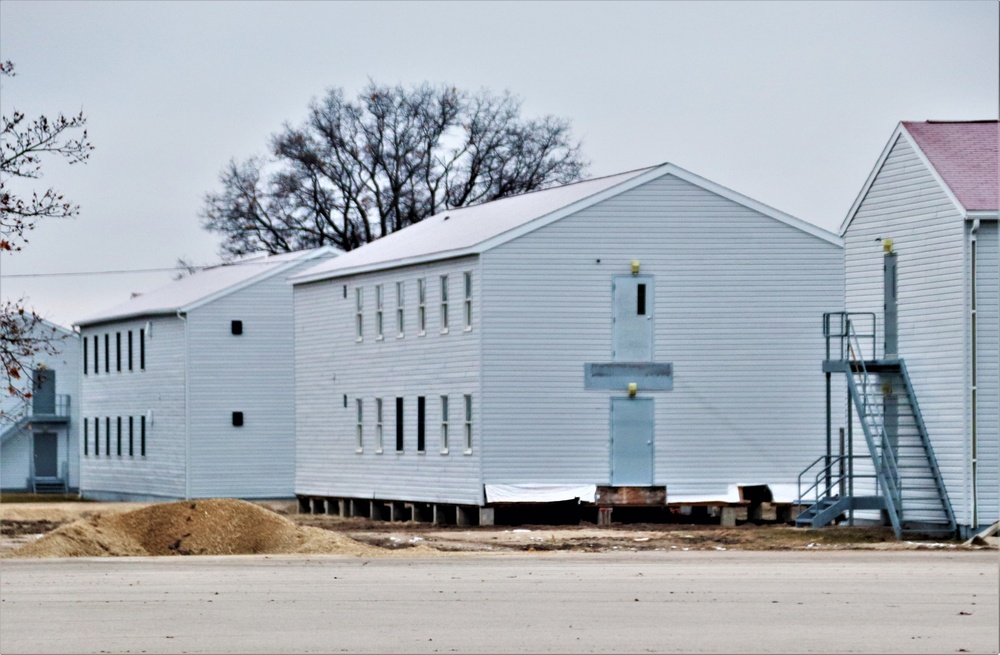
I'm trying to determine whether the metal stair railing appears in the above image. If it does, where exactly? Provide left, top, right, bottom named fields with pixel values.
left=796, top=454, right=876, bottom=510
left=842, top=317, right=903, bottom=538
left=898, top=360, right=957, bottom=535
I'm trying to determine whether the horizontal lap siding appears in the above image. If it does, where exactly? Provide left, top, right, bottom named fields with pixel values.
left=975, top=221, right=999, bottom=525
left=185, top=261, right=324, bottom=498
left=80, top=318, right=186, bottom=499
left=844, top=135, right=970, bottom=524
left=482, top=175, right=845, bottom=498
left=294, top=257, right=483, bottom=505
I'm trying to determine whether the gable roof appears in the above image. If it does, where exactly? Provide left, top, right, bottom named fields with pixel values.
left=902, top=121, right=999, bottom=212
left=292, top=162, right=840, bottom=284
left=76, top=247, right=338, bottom=327
left=842, top=121, right=999, bottom=234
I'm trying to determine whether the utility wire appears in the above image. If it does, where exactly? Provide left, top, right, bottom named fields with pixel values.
left=1, top=260, right=285, bottom=279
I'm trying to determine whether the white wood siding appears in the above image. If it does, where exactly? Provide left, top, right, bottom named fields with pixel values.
left=974, top=220, right=999, bottom=525
left=80, top=317, right=187, bottom=500
left=294, top=257, right=483, bottom=505
left=185, top=267, right=305, bottom=498
left=481, top=174, right=844, bottom=499
left=844, top=135, right=971, bottom=524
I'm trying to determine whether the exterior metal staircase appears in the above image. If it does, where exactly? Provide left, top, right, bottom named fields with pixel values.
left=796, top=313, right=957, bottom=539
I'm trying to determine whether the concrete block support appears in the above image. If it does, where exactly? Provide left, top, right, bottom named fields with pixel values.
left=479, top=507, right=495, bottom=526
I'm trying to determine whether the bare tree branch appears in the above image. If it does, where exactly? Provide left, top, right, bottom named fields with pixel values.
left=201, top=82, right=587, bottom=256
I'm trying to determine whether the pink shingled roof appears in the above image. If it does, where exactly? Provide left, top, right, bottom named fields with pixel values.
left=902, top=121, right=999, bottom=211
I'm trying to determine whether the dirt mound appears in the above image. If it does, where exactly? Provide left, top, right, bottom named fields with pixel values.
left=9, top=498, right=411, bottom=559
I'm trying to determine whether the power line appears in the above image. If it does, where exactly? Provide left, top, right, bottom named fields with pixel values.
left=1, top=260, right=286, bottom=279
left=2, top=266, right=188, bottom=279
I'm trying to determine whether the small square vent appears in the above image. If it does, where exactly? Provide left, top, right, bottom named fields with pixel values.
left=232, top=411, right=244, bottom=427
left=231, top=320, right=243, bottom=335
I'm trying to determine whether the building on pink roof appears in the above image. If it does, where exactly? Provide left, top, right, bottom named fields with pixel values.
left=838, top=120, right=998, bottom=537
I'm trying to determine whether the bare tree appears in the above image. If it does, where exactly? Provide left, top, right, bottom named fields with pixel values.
left=1, top=61, right=92, bottom=414
left=202, top=82, right=587, bottom=256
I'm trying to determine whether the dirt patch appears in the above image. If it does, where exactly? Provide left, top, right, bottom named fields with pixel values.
left=5, top=499, right=439, bottom=559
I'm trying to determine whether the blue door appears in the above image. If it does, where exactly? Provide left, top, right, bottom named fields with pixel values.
left=611, top=398, right=654, bottom=485
left=612, top=276, right=653, bottom=361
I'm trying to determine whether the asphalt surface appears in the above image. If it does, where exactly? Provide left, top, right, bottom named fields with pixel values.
left=1, top=551, right=997, bottom=654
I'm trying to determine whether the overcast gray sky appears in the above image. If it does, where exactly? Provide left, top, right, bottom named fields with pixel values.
left=1, top=0, right=997, bottom=326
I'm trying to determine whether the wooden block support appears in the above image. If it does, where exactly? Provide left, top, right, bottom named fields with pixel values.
left=598, top=507, right=613, bottom=526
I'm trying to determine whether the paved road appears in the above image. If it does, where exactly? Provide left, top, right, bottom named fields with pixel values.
left=1, top=551, right=996, bottom=654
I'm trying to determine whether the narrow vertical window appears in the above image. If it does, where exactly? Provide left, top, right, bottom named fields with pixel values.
left=440, top=275, right=449, bottom=333
left=104, top=334, right=110, bottom=373
left=375, top=284, right=384, bottom=339
left=637, top=284, right=647, bottom=316
left=84, top=418, right=89, bottom=455
left=128, top=331, right=133, bottom=371
left=464, top=394, right=473, bottom=453
left=140, top=415, right=146, bottom=456
left=396, top=281, right=405, bottom=337
left=395, top=397, right=404, bottom=452
left=93, top=335, right=99, bottom=374
left=116, top=332, right=122, bottom=372
left=376, top=398, right=384, bottom=453
left=129, top=416, right=134, bottom=457
left=355, top=288, right=364, bottom=340
left=464, top=272, right=473, bottom=330
left=117, top=416, right=122, bottom=457
left=94, top=417, right=100, bottom=456
left=440, top=395, right=449, bottom=453
left=83, top=337, right=88, bottom=375
left=105, top=417, right=111, bottom=456
left=356, top=398, right=364, bottom=452
left=140, top=330, right=145, bottom=370
left=417, top=278, right=427, bottom=335
left=417, top=396, right=426, bottom=452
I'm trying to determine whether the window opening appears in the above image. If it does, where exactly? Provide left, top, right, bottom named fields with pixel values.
left=395, top=397, right=404, bottom=452
left=83, top=337, right=88, bottom=375
left=93, top=336, right=99, bottom=374
left=396, top=281, right=405, bottom=337
left=464, top=272, right=472, bottom=330
left=140, top=330, right=145, bottom=370
left=356, top=399, right=364, bottom=452
left=104, top=334, right=110, bottom=373
left=232, top=412, right=244, bottom=427
left=376, top=398, right=384, bottom=453
left=440, top=275, right=449, bottom=333
left=129, top=416, right=134, bottom=457
left=84, top=418, right=89, bottom=455
left=440, top=395, right=449, bottom=453
left=128, top=331, right=133, bottom=371
left=637, top=284, right=646, bottom=316
left=94, top=417, right=100, bottom=456
left=375, top=284, right=384, bottom=339
left=417, top=396, right=426, bottom=452
left=116, top=333, right=121, bottom=371
left=356, top=288, right=364, bottom=340
left=464, top=394, right=473, bottom=453
left=231, top=320, right=243, bottom=335
left=105, top=417, right=111, bottom=456
left=117, top=417, right=122, bottom=457
left=417, top=278, right=427, bottom=335
left=140, top=415, right=146, bottom=456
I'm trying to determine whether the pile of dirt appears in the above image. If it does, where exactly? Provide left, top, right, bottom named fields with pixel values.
left=8, top=498, right=428, bottom=559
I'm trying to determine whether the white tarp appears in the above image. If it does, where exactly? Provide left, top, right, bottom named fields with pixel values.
left=485, top=484, right=597, bottom=504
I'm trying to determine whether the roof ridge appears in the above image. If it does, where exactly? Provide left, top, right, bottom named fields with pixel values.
left=444, top=164, right=661, bottom=214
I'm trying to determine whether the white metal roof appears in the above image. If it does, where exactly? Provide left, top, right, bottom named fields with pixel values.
left=76, top=247, right=338, bottom=327
left=291, top=163, right=840, bottom=284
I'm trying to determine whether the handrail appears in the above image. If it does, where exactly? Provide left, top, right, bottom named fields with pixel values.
left=823, top=312, right=876, bottom=362
left=797, top=455, right=875, bottom=507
